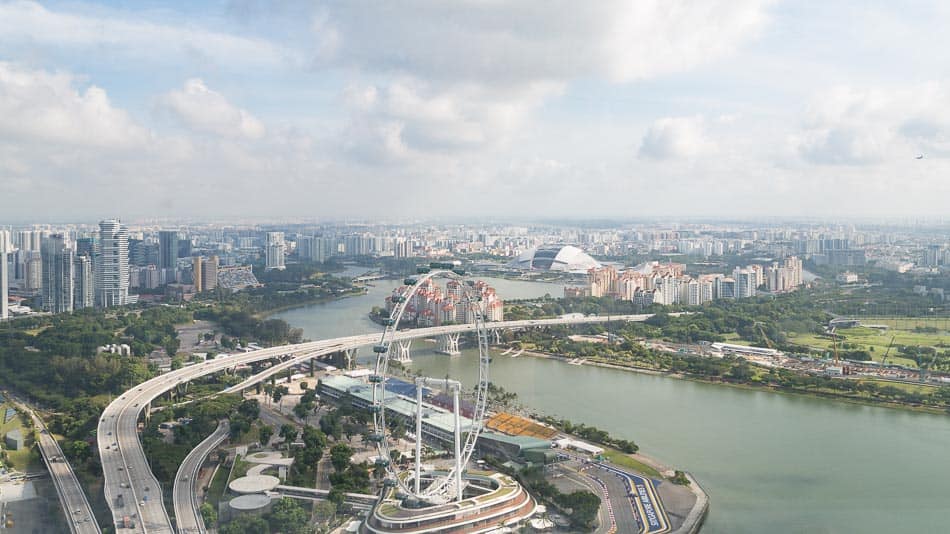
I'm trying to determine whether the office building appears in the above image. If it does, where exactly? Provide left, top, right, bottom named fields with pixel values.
left=159, top=230, right=179, bottom=272
left=41, top=234, right=74, bottom=314
left=265, top=232, right=285, bottom=271
left=97, top=219, right=130, bottom=307
left=76, top=237, right=97, bottom=258
left=202, top=255, right=219, bottom=292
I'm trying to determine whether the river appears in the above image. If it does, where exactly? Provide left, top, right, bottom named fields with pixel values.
left=272, top=273, right=950, bottom=533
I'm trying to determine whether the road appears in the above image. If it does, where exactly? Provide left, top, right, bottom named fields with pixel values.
left=172, top=420, right=229, bottom=534
left=97, top=314, right=653, bottom=533
left=585, top=462, right=671, bottom=534
left=6, top=396, right=102, bottom=534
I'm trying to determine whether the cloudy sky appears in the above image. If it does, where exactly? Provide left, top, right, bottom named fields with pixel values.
left=2, top=0, right=949, bottom=221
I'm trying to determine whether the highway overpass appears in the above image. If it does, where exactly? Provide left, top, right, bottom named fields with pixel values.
left=97, top=314, right=652, bottom=533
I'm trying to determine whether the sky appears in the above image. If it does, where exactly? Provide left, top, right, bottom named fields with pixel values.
left=2, top=0, right=950, bottom=222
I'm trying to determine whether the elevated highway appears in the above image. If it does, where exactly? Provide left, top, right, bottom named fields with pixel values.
left=98, top=314, right=652, bottom=533
left=172, top=420, right=229, bottom=534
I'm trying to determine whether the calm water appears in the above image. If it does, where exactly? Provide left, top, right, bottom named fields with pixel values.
left=273, top=276, right=950, bottom=534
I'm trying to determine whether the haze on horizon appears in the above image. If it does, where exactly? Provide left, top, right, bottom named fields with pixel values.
left=2, top=0, right=949, bottom=221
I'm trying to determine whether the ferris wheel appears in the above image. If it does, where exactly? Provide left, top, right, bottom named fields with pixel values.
left=369, top=263, right=491, bottom=503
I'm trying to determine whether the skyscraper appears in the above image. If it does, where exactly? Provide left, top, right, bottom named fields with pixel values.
left=0, top=230, right=9, bottom=319
left=265, top=232, right=286, bottom=271
left=192, top=256, right=203, bottom=292
left=41, top=234, right=74, bottom=314
left=159, top=230, right=179, bottom=271
left=97, top=219, right=130, bottom=308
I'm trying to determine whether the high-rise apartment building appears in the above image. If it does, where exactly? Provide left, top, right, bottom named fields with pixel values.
left=73, top=254, right=95, bottom=310
left=25, top=252, right=43, bottom=293
left=265, top=232, right=286, bottom=271
left=733, top=268, right=757, bottom=299
left=41, top=234, right=74, bottom=314
left=192, top=256, right=203, bottom=292
left=0, top=230, right=9, bottom=319
left=97, top=219, right=130, bottom=308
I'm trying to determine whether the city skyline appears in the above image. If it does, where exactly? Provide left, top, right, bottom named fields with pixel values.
left=3, top=1, right=950, bottom=220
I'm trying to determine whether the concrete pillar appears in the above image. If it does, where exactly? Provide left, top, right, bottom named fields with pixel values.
left=453, top=386, right=462, bottom=502
left=394, top=340, right=412, bottom=363
left=436, top=333, right=461, bottom=356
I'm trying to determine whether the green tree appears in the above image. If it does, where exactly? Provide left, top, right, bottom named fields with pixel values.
left=330, top=443, right=353, bottom=472
left=259, top=425, right=274, bottom=447
left=280, top=424, right=298, bottom=449
left=268, top=498, right=309, bottom=534
left=199, top=502, right=217, bottom=528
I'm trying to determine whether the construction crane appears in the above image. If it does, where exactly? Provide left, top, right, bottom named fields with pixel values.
left=880, top=336, right=897, bottom=367
left=831, top=331, right=840, bottom=365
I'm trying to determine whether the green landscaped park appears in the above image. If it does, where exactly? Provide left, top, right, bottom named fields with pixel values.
left=0, top=403, right=39, bottom=472
left=786, top=323, right=950, bottom=368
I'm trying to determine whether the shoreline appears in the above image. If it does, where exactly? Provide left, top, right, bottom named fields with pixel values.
left=512, top=348, right=949, bottom=416
left=254, top=288, right=368, bottom=319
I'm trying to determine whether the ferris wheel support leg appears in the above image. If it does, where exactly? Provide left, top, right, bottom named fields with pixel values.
left=415, top=381, right=423, bottom=495
left=454, top=386, right=462, bottom=502
left=492, top=329, right=502, bottom=345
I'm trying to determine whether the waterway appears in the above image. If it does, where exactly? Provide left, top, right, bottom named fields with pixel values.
left=272, top=273, right=950, bottom=534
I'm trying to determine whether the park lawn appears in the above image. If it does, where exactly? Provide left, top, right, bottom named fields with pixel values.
left=206, top=463, right=229, bottom=508
left=858, top=379, right=939, bottom=394
left=602, top=449, right=661, bottom=478
left=856, top=317, right=950, bottom=332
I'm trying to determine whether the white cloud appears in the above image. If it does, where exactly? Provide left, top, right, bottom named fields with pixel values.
left=319, top=1, right=768, bottom=162
left=0, top=1, right=297, bottom=67
left=0, top=62, right=148, bottom=148
left=343, top=79, right=560, bottom=161
left=639, top=116, right=716, bottom=160
left=315, top=1, right=769, bottom=84
left=161, top=79, right=265, bottom=139
left=791, top=83, right=950, bottom=164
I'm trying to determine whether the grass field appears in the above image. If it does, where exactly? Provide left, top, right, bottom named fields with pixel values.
left=857, top=378, right=939, bottom=394
left=602, top=449, right=661, bottom=478
left=856, top=317, right=950, bottom=331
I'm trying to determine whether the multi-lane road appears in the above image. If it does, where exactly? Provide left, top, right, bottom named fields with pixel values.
left=173, top=420, right=229, bottom=534
left=97, top=314, right=653, bottom=533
